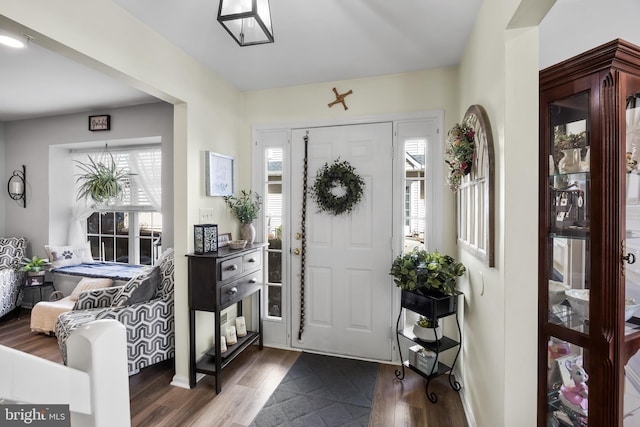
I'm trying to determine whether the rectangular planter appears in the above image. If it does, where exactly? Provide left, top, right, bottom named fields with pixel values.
left=401, top=289, right=459, bottom=319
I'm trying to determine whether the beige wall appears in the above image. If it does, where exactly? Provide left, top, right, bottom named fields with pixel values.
left=457, top=0, right=552, bottom=425
left=0, top=0, right=243, bottom=385
left=241, top=67, right=461, bottom=251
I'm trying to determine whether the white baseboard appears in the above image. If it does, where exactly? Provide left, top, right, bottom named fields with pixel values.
left=460, top=387, right=478, bottom=427
left=170, top=373, right=203, bottom=389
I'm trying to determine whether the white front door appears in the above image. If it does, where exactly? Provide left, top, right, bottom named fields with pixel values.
left=290, top=123, right=393, bottom=360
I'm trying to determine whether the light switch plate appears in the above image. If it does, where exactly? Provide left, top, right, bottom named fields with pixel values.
left=199, top=207, right=214, bottom=223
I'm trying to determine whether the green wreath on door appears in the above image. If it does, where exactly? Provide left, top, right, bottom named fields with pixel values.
left=310, top=158, right=365, bottom=215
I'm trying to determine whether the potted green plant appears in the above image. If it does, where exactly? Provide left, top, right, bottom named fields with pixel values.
left=75, top=153, right=129, bottom=205
left=20, top=256, right=50, bottom=275
left=224, top=190, right=262, bottom=244
left=20, top=256, right=51, bottom=287
left=413, top=316, right=443, bottom=342
left=390, top=248, right=465, bottom=318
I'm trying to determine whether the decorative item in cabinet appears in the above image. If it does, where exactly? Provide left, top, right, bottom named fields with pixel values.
left=538, top=39, right=640, bottom=426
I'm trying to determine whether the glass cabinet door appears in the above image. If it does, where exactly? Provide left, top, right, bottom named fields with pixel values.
left=547, top=92, right=590, bottom=334
left=544, top=92, right=591, bottom=425
left=624, top=89, right=640, bottom=421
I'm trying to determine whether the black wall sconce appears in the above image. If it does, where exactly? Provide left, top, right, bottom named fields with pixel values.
left=7, top=165, right=26, bottom=208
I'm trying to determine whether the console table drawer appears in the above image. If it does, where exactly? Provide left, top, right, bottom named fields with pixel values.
left=243, top=251, right=262, bottom=271
left=220, top=274, right=262, bottom=306
left=220, top=256, right=243, bottom=281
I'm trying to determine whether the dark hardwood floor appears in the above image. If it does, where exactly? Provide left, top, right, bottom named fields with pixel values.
left=0, top=310, right=469, bottom=426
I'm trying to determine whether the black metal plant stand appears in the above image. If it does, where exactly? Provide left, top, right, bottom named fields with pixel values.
left=394, top=290, right=462, bottom=403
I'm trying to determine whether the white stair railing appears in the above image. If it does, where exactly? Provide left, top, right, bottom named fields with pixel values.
left=0, top=319, right=130, bottom=427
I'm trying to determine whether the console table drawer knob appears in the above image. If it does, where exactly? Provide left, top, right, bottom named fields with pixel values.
left=227, top=264, right=238, bottom=271
left=248, top=258, right=256, bottom=263
left=249, top=278, right=258, bottom=284
left=226, top=287, right=238, bottom=295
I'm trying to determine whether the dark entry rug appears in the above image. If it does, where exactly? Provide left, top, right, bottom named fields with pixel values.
left=250, top=352, right=379, bottom=427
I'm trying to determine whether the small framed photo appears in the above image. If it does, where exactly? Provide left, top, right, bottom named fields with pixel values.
left=218, top=233, right=232, bottom=247
left=88, top=115, right=111, bottom=131
left=25, top=275, right=45, bottom=287
left=206, top=151, right=235, bottom=197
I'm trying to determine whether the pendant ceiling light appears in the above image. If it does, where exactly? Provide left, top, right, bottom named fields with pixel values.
left=217, top=0, right=274, bottom=46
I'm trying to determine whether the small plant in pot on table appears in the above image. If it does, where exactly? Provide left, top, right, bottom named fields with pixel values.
left=20, top=256, right=51, bottom=287
left=390, top=248, right=466, bottom=339
left=224, top=190, right=262, bottom=244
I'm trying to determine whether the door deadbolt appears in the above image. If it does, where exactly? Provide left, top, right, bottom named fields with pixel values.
left=295, top=232, right=302, bottom=240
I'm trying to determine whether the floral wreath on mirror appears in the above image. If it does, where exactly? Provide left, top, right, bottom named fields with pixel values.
left=445, top=123, right=476, bottom=192
left=310, top=158, right=365, bottom=216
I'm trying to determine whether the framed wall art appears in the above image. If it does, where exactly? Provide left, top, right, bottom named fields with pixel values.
left=88, top=114, right=111, bottom=131
left=206, top=151, right=235, bottom=197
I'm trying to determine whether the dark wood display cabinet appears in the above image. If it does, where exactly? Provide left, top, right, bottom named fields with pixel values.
left=538, top=39, right=640, bottom=426
left=187, top=243, right=266, bottom=394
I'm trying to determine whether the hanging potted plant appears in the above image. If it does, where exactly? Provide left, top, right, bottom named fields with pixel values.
left=444, top=122, right=476, bottom=192
left=390, top=248, right=465, bottom=319
left=224, top=190, right=262, bottom=244
left=75, top=153, right=128, bottom=206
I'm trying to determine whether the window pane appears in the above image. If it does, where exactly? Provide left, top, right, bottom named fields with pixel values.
left=102, top=237, right=114, bottom=261
left=267, top=183, right=282, bottom=239
left=404, top=138, right=427, bottom=252
left=101, top=212, right=115, bottom=235
left=87, top=213, right=100, bottom=234
left=268, top=286, right=282, bottom=317
left=115, top=212, right=128, bottom=236
left=88, top=236, right=100, bottom=261
left=268, top=248, right=282, bottom=284
left=139, top=238, right=153, bottom=265
left=265, top=147, right=283, bottom=319
left=115, top=237, right=128, bottom=263
left=405, top=139, right=426, bottom=168
left=267, top=148, right=283, bottom=177
left=140, top=212, right=162, bottom=240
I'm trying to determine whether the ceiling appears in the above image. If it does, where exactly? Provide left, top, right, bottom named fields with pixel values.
left=0, top=0, right=483, bottom=122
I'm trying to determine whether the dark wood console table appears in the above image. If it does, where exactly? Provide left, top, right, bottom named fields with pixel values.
left=187, top=243, right=266, bottom=393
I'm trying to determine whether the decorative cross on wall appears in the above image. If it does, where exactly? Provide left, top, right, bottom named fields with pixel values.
left=328, top=87, right=353, bottom=110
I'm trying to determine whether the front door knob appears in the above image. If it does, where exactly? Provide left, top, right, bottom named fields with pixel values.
left=293, top=248, right=301, bottom=255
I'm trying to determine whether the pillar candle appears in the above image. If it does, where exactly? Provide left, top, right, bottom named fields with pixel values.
left=226, top=326, right=237, bottom=345
left=236, top=316, right=247, bottom=337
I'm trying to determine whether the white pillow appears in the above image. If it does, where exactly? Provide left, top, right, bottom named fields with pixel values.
left=45, top=242, right=95, bottom=268
left=69, top=277, right=113, bottom=301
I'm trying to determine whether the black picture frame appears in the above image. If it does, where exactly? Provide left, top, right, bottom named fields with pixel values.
left=88, top=114, right=111, bottom=131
